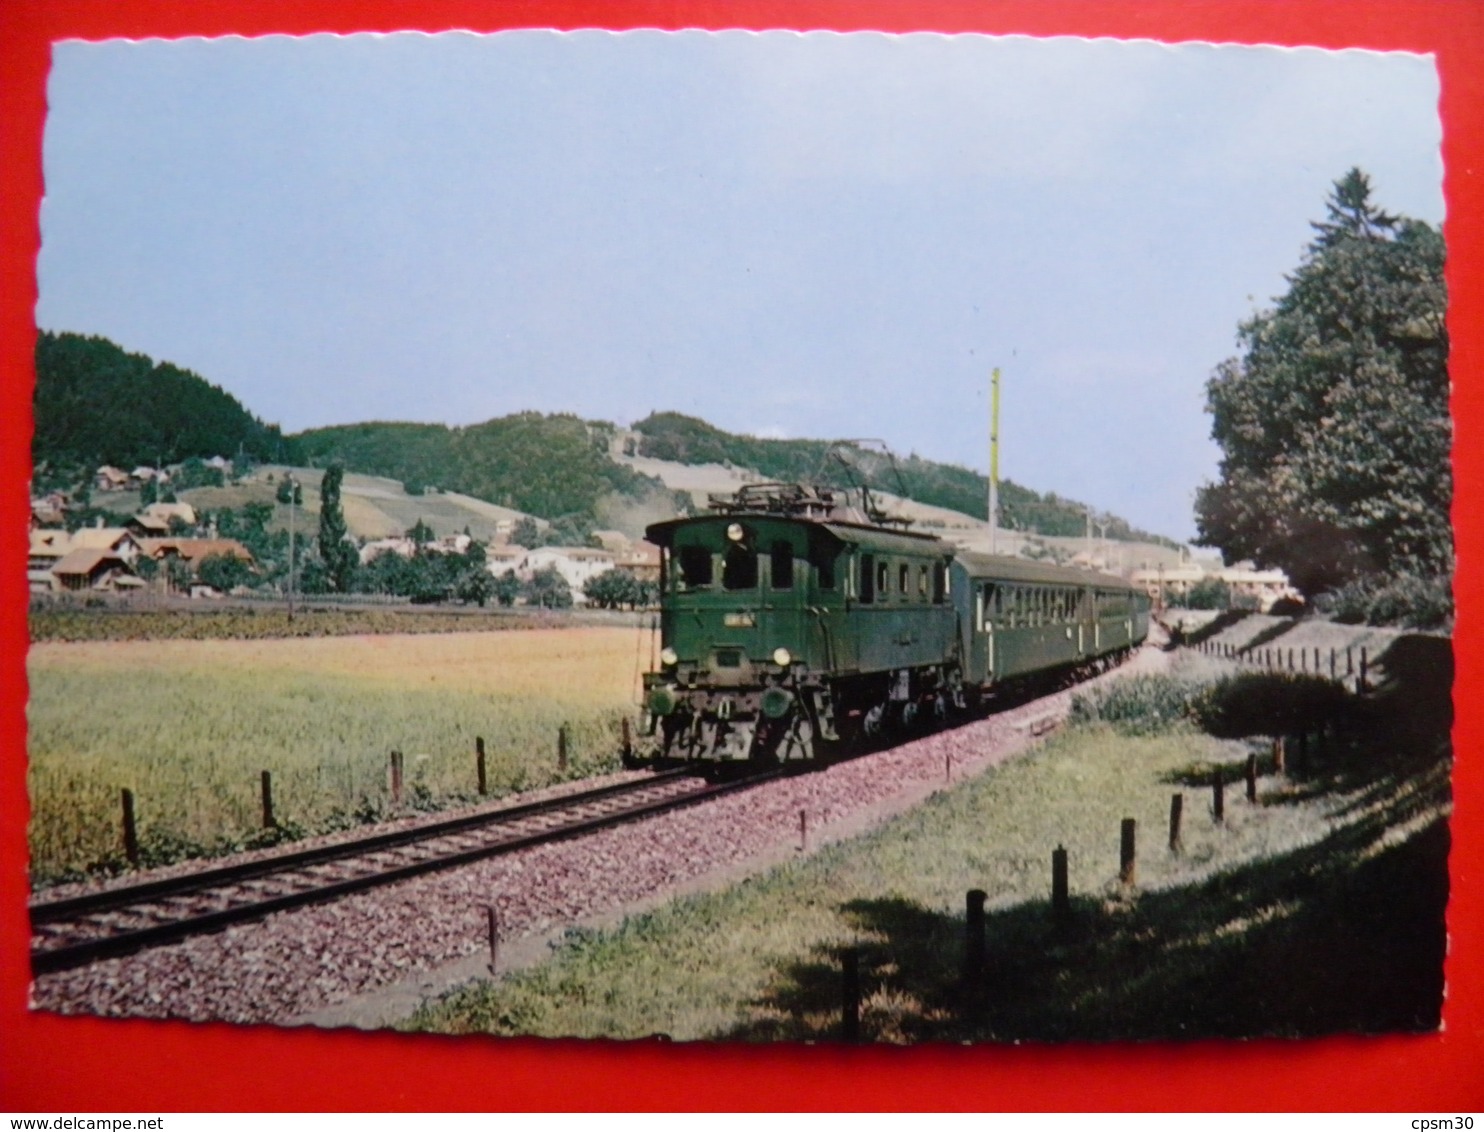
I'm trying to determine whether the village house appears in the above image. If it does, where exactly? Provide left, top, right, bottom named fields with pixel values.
left=135, top=536, right=255, bottom=593
left=516, top=546, right=617, bottom=605
left=1128, top=563, right=1298, bottom=612
left=93, top=465, right=129, bottom=493
left=51, top=549, right=145, bottom=593
left=126, top=501, right=199, bottom=538
left=358, top=537, right=418, bottom=565
left=614, top=540, right=661, bottom=584
left=29, top=491, right=69, bottom=528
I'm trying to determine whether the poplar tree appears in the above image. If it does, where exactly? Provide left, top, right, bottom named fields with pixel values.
left=317, top=463, right=359, bottom=592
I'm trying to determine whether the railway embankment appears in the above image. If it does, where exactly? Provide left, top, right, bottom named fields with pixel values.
left=397, top=641, right=1448, bottom=1042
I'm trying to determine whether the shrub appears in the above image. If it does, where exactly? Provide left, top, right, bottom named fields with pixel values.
left=1322, top=574, right=1452, bottom=630
left=1190, top=672, right=1348, bottom=738
left=1068, top=675, right=1204, bottom=735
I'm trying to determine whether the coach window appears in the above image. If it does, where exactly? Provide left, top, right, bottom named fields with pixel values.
left=899, top=563, right=910, bottom=600
left=877, top=560, right=890, bottom=600
left=723, top=544, right=757, bottom=590
left=861, top=554, right=875, bottom=604
left=918, top=564, right=929, bottom=600
left=678, top=545, right=712, bottom=590
left=770, top=541, right=794, bottom=590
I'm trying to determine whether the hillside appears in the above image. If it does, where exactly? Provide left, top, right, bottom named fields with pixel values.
left=630, top=412, right=1176, bottom=546
left=102, top=466, right=537, bottom=544
left=33, top=332, right=299, bottom=479
left=295, top=414, right=665, bottom=522
left=32, top=330, right=1180, bottom=551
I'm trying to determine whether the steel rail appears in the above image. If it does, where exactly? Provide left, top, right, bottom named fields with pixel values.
left=31, top=767, right=782, bottom=975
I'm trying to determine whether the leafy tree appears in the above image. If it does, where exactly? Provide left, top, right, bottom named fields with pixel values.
left=165, top=557, right=194, bottom=593
left=492, top=569, right=521, bottom=607
left=317, top=464, right=359, bottom=592
left=510, top=516, right=542, bottom=548
left=406, top=518, right=436, bottom=545
left=583, top=567, right=636, bottom=609
left=456, top=564, right=497, bottom=607
left=275, top=478, right=302, bottom=505
left=1194, top=169, right=1449, bottom=596
left=522, top=566, right=572, bottom=609
left=196, top=553, right=252, bottom=593
left=1183, top=577, right=1232, bottom=611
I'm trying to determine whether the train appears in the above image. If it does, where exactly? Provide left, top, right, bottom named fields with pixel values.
left=636, top=480, right=1151, bottom=765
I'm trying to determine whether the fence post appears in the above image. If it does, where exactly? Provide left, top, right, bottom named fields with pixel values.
left=1287, top=648, right=1294, bottom=670
left=1359, top=648, right=1368, bottom=693
left=621, top=717, right=632, bottom=760
left=261, top=770, right=276, bottom=829
left=1052, top=845, right=1070, bottom=927
left=121, top=787, right=139, bottom=866
left=1213, top=772, right=1225, bottom=824
left=1120, top=818, right=1137, bottom=886
left=841, top=947, right=861, bottom=1042
left=558, top=725, right=569, bottom=772
left=964, top=889, right=987, bottom=1007
left=1245, top=752, right=1258, bottom=803
left=1169, top=793, right=1183, bottom=853
left=390, top=750, right=403, bottom=807
left=1273, top=736, right=1286, bottom=775
left=1330, top=649, right=1337, bottom=681
left=476, top=736, right=487, bottom=796
left=799, top=810, right=808, bottom=852
left=486, top=905, right=500, bottom=976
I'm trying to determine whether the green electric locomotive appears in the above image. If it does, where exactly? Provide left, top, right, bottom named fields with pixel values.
left=639, top=481, right=1150, bottom=764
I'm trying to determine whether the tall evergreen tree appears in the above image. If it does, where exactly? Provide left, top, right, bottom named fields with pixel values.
left=317, top=464, right=359, bottom=592
left=1194, top=169, right=1450, bottom=596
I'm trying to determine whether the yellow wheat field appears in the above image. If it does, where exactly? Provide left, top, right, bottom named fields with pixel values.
left=27, top=627, right=653, bottom=882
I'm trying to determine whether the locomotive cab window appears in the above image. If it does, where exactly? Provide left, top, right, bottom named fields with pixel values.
left=770, top=541, right=794, bottom=590
left=810, top=543, right=836, bottom=590
left=722, top=545, right=757, bottom=590
left=860, top=554, right=875, bottom=604
left=933, top=562, right=946, bottom=603
left=677, top=545, right=712, bottom=589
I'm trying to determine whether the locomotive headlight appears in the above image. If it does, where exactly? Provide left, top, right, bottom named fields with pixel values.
left=726, top=522, right=745, bottom=542
left=772, top=647, right=792, bottom=668
left=660, top=647, right=679, bottom=667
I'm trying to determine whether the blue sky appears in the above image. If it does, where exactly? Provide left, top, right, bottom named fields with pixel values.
left=36, top=30, right=1443, bottom=541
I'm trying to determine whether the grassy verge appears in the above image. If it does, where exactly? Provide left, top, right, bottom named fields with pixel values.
left=28, top=606, right=558, bottom=643
left=27, top=628, right=644, bottom=883
left=406, top=673, right=1449, bottom=1042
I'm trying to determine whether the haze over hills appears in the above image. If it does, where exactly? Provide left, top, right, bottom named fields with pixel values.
left=33, top=332, right=1181, bottom=553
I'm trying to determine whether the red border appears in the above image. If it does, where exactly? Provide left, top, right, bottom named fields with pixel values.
left=2, top=1, right=1481, bottom=1112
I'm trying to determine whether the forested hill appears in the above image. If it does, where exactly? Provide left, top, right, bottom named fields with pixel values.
left=32, top=330, right=1175, bottom=545
left=34, top=332, right=298, bottom=474
left=294, top=415, right=659, bottom=520
left=633, top=412, right=1176, bottom=546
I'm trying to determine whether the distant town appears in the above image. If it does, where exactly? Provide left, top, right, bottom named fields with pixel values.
left=28, top=457, right=1294, bottom=613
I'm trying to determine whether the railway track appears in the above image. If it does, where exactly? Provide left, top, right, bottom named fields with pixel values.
left=30, top=766, right=782, bottom=976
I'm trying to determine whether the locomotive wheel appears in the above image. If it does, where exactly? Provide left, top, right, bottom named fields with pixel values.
left=862, top=702, right=886, bottom=738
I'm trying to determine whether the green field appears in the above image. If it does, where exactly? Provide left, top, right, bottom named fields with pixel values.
left=407, top=668, right=1449, bottom=1042
left=27, top=628, right=645, bottom=883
